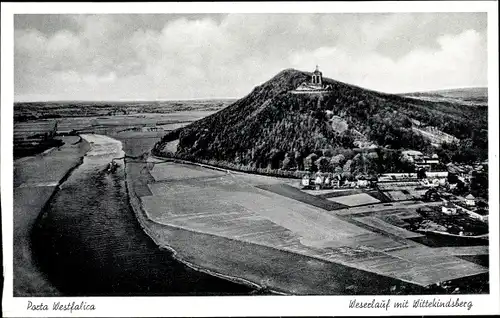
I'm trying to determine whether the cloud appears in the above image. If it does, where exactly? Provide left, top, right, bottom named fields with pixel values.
left=14, top=13, right=487, bottom=101
left=289, top=29, right=487, bottom=93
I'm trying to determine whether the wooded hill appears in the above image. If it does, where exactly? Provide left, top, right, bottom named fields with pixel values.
left=154, top=69, right=487, bottom=175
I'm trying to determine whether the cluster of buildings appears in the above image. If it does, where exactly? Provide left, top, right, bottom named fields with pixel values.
left=447, top=160, right=488, bottom=187
left=384, top=152, right=489, bottom=223
left=300, top=150, right=489, bottom=224
left=441, top=194, right=488, bottom=222
left=301, top=173, right=342, bottom=190
left=402, top=150, right=442, bottom=171
left=301, top=172, right=374, bottom=190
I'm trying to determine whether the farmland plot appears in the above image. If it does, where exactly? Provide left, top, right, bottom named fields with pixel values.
left=327, top=193, right=381, bottom=206
left=353, top=216, right=424, bottom=239
left=378, top=182, right=421, bottom=191
left=386, top=190, right=413, bottom=201
left=257, top=184, right=348, bottom=210
left=150, top=162, right=225, bottom=182
left=318, top=189, right=364, bottom=198
left=138, top=162, right=488, bottom=288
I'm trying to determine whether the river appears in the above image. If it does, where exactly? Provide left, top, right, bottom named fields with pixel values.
left=31, top=134, right=252, bottom=296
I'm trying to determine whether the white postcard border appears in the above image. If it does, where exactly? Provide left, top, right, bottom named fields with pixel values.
left=2, top=1, right=499, bottom=317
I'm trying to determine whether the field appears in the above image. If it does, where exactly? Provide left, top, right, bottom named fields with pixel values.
left=328, top=193, right=381, bottom=206
left=317, top=189, right=365, bottom=198
left=51, top=112, right=215, bottom=134
left=402, top=87, right=488, bottom=107
left=14, top=99, right=233, bottom=122
left=256, top=184, right=348, bottom=211
left=133, top=161, right=488, bottom=290
left=352, top=216, right=424, bottom=239
left=304, top=188, right=390, bottom=206
left=14, top=109, right=216, bottom=159
left=376, top=181, right=428, bottom=202
left=125, top=159, right=428, bottom=294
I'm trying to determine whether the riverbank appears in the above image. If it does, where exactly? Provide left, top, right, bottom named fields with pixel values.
left=14, top=136, right=90, bottom=296
left=122, top=138, right=293, bottom=294
left=30, top=133, right=253, bottom=296
left=123, top=158, right=270, bottom=294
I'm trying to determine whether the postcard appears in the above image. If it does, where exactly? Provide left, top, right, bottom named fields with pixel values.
left=1, top=1, right=499, bottom=317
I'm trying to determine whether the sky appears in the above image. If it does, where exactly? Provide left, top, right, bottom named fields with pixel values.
left=14, top=13, right=487, bottom=101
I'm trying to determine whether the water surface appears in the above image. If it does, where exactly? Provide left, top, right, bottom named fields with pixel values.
left=32, top=134, right=252, bottom=296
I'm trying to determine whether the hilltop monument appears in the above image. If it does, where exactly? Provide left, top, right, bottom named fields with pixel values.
left=311, top=65, right=323, bottom=85
left=292, top=65, right=332, bottom=94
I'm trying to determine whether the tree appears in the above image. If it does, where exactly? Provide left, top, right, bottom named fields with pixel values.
left=342, top=159, right=353, bottom=179
left=351, top=154, right=364, bottom=176
left=330, top=154, right=346, bottom=167
left=281, top=156, right=292, bottom=170
left=294, top=150, right=304, bottom=170
left=304, top=153, right=318, bottom=172
left=400, top=154, right=416, bottom=172
left=470, top=171, right=488, bottom=199
left=322, top=147, right=334, bottom=157
left=269, top=148, right=284, bottom=169
left=315, top=156, right=331, bottom=172
left=417, top=168, right=427, bottom=179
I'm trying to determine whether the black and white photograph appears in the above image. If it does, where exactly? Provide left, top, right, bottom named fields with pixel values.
left=2, top=2, right=499, bottom=317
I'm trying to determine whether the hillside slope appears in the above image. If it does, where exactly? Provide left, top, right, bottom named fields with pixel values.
left=155, top=69, right=487, bottom=173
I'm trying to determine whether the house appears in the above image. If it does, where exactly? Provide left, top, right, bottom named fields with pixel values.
left=441, top=201, right=458, bottom=215
left=425, top=171, right=448, bottom=179
left=414, top=154, right=440, bottom=170
left=314, top=173, right=326, bottom=190
left=421, top=178, right=439, bottom=188
left=465, top=194, right=476, bottom=207
left=357, top=178, right=369, bottom=188
left=378, top=172, right=418, bottom=181
left=402, top=150, right=423, bottom=160
left=329, top=174, right=341, bottom=188
left=301, top=174, right=312, bottom=189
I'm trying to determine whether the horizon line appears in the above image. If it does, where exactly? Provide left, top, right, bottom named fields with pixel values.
left=14, top=80, right=488, bottom=103
left=13, top=96, right=241, bottom=103
left=398, top=85, right=488, bottom=95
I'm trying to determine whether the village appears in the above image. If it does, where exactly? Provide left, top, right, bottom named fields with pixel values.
left=299, top=149, right=489, bottom=238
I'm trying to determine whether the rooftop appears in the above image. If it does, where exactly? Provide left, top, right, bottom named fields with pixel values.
left=313, top=65, right=322, bottom=75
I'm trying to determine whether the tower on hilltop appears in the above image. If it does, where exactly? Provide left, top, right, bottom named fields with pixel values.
left=291, top=65, right=332, bottom=94
left=311, top=65, right=323, bottom=86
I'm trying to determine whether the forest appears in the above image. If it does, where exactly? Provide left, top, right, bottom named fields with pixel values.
left=155, top=69, right=488, bottom=178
